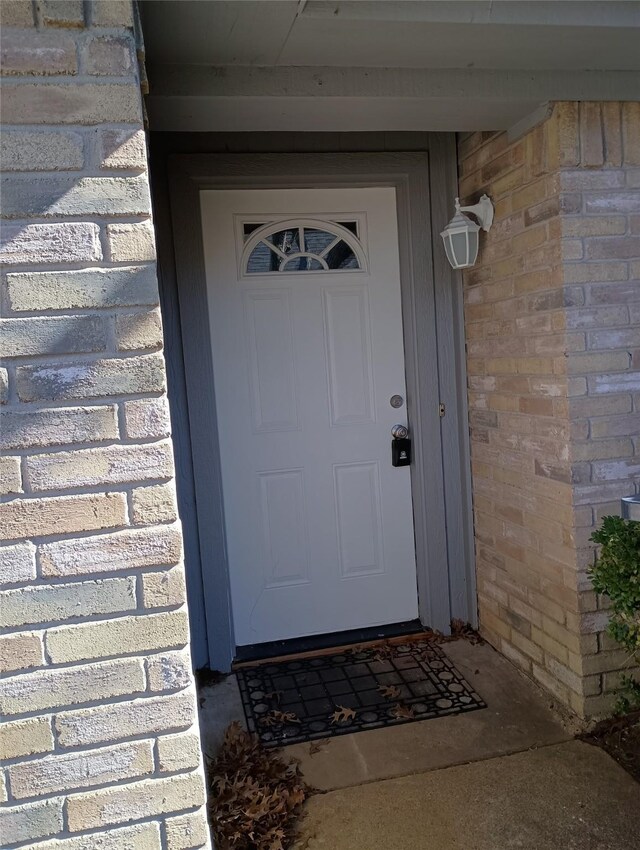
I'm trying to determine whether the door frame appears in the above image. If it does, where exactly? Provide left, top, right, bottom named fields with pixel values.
left=166, top=145, right=475, bottom=671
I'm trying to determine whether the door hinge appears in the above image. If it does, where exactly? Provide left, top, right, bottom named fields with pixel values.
left=438, top=402, right=446, bottom=418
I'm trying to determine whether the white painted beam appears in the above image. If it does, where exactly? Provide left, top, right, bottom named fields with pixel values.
left=146, top=63, right=640, bottom=131
left=148, top=64, right=640, bottom=102
left=146, top=93, right=544, bottom=133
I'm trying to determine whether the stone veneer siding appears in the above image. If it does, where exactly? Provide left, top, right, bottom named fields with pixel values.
left=0, top=3, right=210, bottom=848
left=459, top=102, right=640, bottom=718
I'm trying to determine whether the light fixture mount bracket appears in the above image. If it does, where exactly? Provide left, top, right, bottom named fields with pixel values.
left=456, top=194, right=494, bottom=232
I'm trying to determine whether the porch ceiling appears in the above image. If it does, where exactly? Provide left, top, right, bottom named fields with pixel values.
left=140, top=0, right=640, bottom=133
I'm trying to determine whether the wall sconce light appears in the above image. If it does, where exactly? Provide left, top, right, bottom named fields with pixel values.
left=440, top=194, right=494, bottom=270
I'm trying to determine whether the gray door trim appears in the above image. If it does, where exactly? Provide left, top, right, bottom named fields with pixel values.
left=167, top=148, right=475, bottom=671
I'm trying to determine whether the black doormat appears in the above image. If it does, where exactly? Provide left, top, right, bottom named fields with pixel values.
left=236, top=638, right=486, bottom=747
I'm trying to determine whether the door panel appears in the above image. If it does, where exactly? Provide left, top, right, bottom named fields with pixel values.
left=244, top=289, right=299, bottom=432
left=258, top=468, right=309, bottom=586
left=201, top=187, right=419, bottom=646
left=323, top=286, right=375, bottom=426
left=333, top=461, right=384, bottom=577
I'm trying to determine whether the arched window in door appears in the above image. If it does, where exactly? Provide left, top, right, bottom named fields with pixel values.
left=242, top=219, right=366, bottom=274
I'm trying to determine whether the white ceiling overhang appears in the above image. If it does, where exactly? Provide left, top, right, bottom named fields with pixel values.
left=140, top=0, right=640, bottom=133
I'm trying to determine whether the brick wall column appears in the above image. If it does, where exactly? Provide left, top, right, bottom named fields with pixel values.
left=458, top=102, right=640, bottom=718
left=0, top=2, right=210, bottom=847
left=563, top=102, right=640, bottom=715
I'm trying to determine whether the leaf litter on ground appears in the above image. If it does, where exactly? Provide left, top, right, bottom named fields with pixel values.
left=580, top=709, right=640, bottom=783
left=208, top=721, right=310, bottom=850
left=205, top=620, right=484, bottom=846
left=422, top=619, right=484, bottom=646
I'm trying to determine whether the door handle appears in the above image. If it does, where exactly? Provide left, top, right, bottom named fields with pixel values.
left=391, top=424, right=409, bottom=439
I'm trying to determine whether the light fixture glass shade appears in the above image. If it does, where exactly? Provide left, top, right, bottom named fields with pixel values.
left=440, top=209, right=480, bottom=270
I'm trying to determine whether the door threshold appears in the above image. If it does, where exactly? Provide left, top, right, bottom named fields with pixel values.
left=233, top=619, right=424, bottom=667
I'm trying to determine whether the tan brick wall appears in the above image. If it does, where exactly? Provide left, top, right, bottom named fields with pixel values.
left=459, top=103, right=640, bottom=718
left=563, top=102, right=640, bottom=716
left=0, top=3, right=211, bottom=847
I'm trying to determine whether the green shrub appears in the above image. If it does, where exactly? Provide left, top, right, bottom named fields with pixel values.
left=589, top=515, right=640, bottom=713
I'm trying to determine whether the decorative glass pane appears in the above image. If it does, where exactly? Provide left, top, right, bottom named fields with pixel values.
left=337, top=221, right=359, bottom=236
left=266, top=228, right=301, bottom=255
left=247, top=241, right=280, bottom=273
left=449, top=231, right=470, bottom=268
left=303, top=228, right=337, bottom=254
left=282, top=256, right=325, bottom=272
left=243, top=222, right=265, bottom=238
left=325, top=240, right=358, bottom=269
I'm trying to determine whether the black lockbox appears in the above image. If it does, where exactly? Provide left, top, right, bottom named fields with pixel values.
left=392, top=437, right=411, bottom=467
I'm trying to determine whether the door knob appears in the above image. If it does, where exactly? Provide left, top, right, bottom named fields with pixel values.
left=391, top=424, right=409, bottom=439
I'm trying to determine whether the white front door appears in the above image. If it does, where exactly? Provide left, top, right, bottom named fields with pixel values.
left=201, top=187, right=419, bottom=646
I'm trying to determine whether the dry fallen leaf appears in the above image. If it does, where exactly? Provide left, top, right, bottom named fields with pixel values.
left=345, top=644, right=368, bottom=657
left=260, top=710, right=300, bottom=727
left=450, top=618, right=484, bottom=644
left=330, top=705, right=356, bottom=725
left=273, top=710, right=300, bottom=724
left=372, top=642, right=396, bottom=662
left=391, top=703, right=415, bottom=720
left=377, top=684, right=401, bottom=700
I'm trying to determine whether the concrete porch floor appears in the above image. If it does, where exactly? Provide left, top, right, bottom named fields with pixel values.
left=197, top=640, right=640, bottom=849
